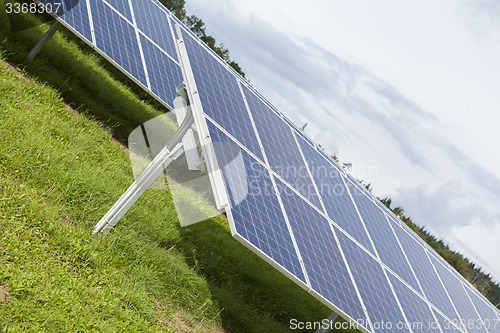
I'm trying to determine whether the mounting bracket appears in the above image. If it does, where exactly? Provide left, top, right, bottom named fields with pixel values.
left=315, top=313, right=340, bottom=333
left=27, top=21, right=60, bottom=61
left=93, top=84, right=194, bottom=234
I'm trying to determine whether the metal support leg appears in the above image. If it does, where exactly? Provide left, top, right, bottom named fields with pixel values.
left=93, top=98, right=194, bottom=234
left=174, top=97, right=199, bottom=171
left=27, top=21, right=60, bottom=61
left=315, top=313, right=340, bottom=333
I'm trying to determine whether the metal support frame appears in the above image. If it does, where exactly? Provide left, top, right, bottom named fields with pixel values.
left=315, top=313, right=340, bottom=333
left=174, top=24, right=230, bottom=212
left=27, top=21, right=61, bottom=61
left=93, top=85, right=194, bottom=234
left=173, top=86, right=199, bottom=171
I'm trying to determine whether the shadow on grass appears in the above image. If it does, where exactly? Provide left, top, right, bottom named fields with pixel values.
left=174, top=218, right=331, bottom=333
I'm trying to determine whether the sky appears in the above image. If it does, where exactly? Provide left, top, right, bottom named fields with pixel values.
left=184, top=0, right=500, bottom=283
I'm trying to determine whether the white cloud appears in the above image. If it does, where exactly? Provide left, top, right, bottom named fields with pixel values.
left=393, top=179, right=485, bottom=232
left=449, top=222, right=500, bottom=283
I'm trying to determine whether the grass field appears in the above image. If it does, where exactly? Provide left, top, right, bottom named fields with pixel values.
left=0, top=4, right=360, bottom=332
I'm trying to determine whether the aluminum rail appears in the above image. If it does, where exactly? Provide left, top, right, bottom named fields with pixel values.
left=93, top=102, right=194, bottom=234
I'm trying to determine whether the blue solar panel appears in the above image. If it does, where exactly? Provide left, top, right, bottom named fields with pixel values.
left=336, top=228, right=410, bottom=333
left=207, top=120, right=306, bottom=283
left=387, top=213, right=432, bottom=252
left=90, top=0, right=147, bottom=86
left=344, top=169, right=370, bottom=194
left=374, top=196, right=397, bottom=217
left=169, top=15, right=199, bottom=41
left=130, top=0, right=177, bottom=58
left=181, top=32, right=264, bottom=161
left=383, top=207, right=404, bottom=227
left=346, top=182, right=421, bottom=292
left=140, top=34, right=182, bottom=104
left=38, top=0, right=93, bottom=42
left=430, top=256, right=485, bottom=333
left=465, top=287, right=500, bottom=333
left=291, top=126, right=316, bottom=150
left=104, top=0, right=132, bottom=22
left=391, top=224, right=461, bottom=323
left=387, top=272, right=441, bottom=333
left=241, top=85, right=321, bottom=208
left=432, top=309, right=464, bottom=333
left=39, top=0, right=184, bottom=110
left=296, top=135, right=374, bottom=251
left=315, top=145, right=345, bottom=174
left=276, top=177, right=367, bottom=324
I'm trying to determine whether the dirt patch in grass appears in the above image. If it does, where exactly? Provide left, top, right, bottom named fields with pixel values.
left=0, top=285, right=11, bottom=305
left=154, top=299, right=225, bottom=333
left=171, top=309, right=193, bottom=333
left=0, top=58, right=29, bottom=80
left=111, top=137, right=129, bottom=154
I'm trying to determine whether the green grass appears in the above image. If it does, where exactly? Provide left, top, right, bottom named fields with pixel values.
left=0, top=5, right=362, bottom=332
left=1, top=0, right=169, bottom=142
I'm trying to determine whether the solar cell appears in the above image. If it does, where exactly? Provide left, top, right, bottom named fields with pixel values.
left=293, top=129, right=317, bottom=155
left=467, top=291, right=500, bottom=333
left=130, top=0, right=177, bottom=58
left=296, top=135, right=374, bottom=251
left=38, top=0, right=93, bottom=41
left=432, top=310, right=464, bottom=333
left=430, top=256, right=485, bottom=333
left=207, top=120, right=306, bottom=284
left=387, top=272, right=441, bottom=333
left=139, top=34, right=182, bottom=104
left=169, top=15, right=199, bottom=42
left=347, top=182, right=421, bottom=292
left=181, top=31, right=264, bottom=161
left=336, top=228, right=410, bottom=333
left=276, top=177, right=367, bottom=325
left=316, top=145, right=345, bottom=174
left=384, top=211, right=404, bottom=228
left=391, top=224, right=461, bottom=323
left=242, top=85, right=321, bottom=208
left=386, top=209, right=430, bottom=250
left=104, top=0, right=132, bottom=22
left=90, top=0, right=148, bottom=86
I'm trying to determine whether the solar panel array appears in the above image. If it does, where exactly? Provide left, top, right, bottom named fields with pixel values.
left=178, top=23, right=500, bottom=333
left=39, top=1, right=500, bottom=332
left=36, top=0, right=183, bottom=108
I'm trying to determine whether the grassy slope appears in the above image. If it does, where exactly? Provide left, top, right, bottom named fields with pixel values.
left=0, top=6, right=344, bottom=333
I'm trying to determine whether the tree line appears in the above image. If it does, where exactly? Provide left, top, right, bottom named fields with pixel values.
left=380, top=197, right=500, bottom=308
